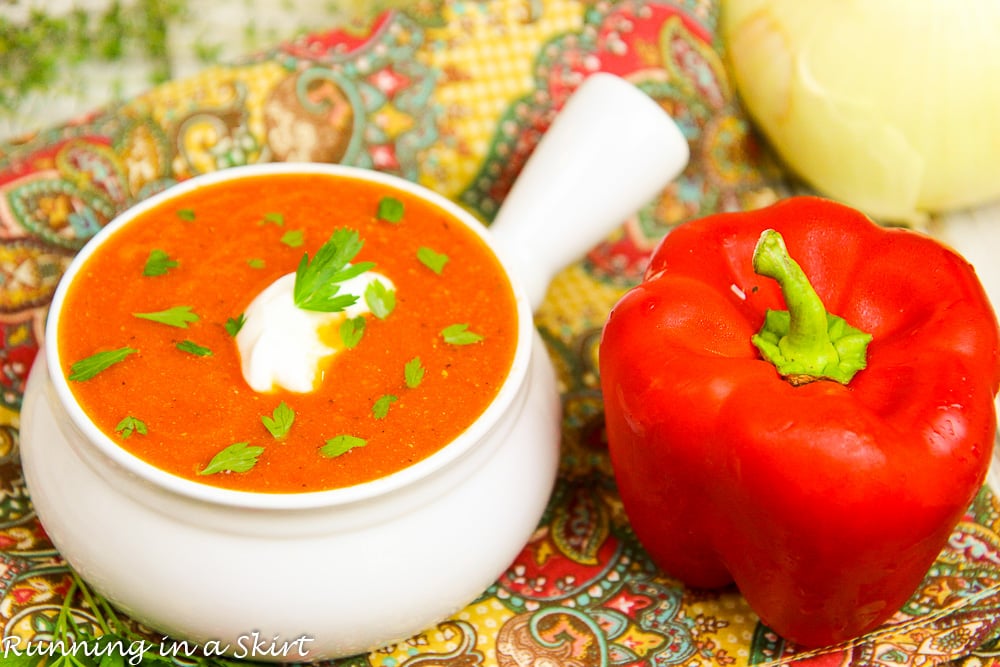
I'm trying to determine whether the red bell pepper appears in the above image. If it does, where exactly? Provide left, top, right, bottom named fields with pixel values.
left=599, top=196, right=1000, bottom=647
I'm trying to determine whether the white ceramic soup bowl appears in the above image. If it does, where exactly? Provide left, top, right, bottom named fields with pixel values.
left=19, top=74, right=688, bottom=661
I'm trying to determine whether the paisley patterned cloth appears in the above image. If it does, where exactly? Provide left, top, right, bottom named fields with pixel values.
left=1, top=1, right=999, bottom=665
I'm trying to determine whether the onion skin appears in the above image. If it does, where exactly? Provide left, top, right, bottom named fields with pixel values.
left=721, top=0, right=1000, bottom=223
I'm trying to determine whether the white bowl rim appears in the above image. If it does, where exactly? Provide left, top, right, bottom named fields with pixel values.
left=43, top=162, right=535, bottom=511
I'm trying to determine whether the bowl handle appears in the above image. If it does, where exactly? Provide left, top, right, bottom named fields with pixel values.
left=489, top=72, right=690, bottom=310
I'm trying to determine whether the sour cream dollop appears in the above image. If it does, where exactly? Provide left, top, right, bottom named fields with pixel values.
left=236, top=270, right=393, bottom=393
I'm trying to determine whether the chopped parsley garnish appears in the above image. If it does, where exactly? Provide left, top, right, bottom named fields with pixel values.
left=376, top=196, right=404, bottom=223
left=294, top=228, right=375, bottom=313
left=133, top=305, right=199, bottom=328
left=259, top=212, right=284, bottom=226
left=225, top=313, right=246, bottom=336
left=176, top=340, right=212, bottom=357
left=417, top=247, right=449, bottom=275
left=262, top=401, right=295, bottom=439
left=177, top=208, right=196, bottom=221
left=142, top=249, right=179, bottom=277
left=441, top=323, right=484, bottom=345
left=198, top=442, right=264, bottom=475
left=247, top=258, right=266, bottom=269
left=68, top=347, right=136, bottom=381
left=320, top=435, right=367, bottom=458
left=339, top=316, right=366, bottom=349
left=405, top=357, right=425, bottom=388
left=281, top=230, right=304, bottom=248
left=372, top=394, right=398, bottom=420
left=364, top=280, right=395, bottom=319
left=115, top=416, right=147, bottom=439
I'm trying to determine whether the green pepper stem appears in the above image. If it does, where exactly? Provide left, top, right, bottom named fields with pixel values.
left=751, top=229, right=871, bottom=385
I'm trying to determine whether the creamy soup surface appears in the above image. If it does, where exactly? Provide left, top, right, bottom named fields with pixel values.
left=58, top=173, right=519, bottom=493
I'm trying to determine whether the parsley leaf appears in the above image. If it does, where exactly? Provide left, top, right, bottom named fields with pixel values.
left=441, top=323, right=484, bottom=345
left=69, top=347, right=137, bottom=381
left=248, top=258, right=266, bottom=269
left=177, top=208, right=196, bottom=221
left=115, top=416, right=147, bottom=439
left=372, top=394, right=398, bottom=419
left=133, top=305, right=199, bottom=328
left=320, top=435, right=367, bottom=458
left=293, top=228, right=375, bottom=312
left=339, top=316, right=366, bottom=349
left=177, top=340, right=212, bottom=357
left=376, top=196, right=404, bottom=223
left=225, top=313, right=246, bottom=336
left=143, top=249, right=179, bottom=276
left=198, top=442, right=264, bottom=475
left=404, top=357, right=425, bottom=388
left=262, top=401, right=295, bottom=439
left=417, top=247, right=449, bottom=275
left=365, top=280, right=395, bottom=319
left=259, top=212, right=284, bottom=226
left=3, top=651, right=43, bottom=667
left=281, top=229, right=304, bottom=247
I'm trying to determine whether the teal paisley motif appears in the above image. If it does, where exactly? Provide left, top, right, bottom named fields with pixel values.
left=630, top=580, right=698, bottom=665
left=0, top=424, right=31, bottom=527
left=263, top=14, right=439, bottom=180
left=265, top=67, right=362, bottom=165
left=0, top=240, right=73, bottom=312
left=497, top=584, right=699, bottom=667
left=4, top=176, right=115, bottom=250
left=551, top=478, right=611, bottom=567
left=112, top=115, right=173, bottom=189
left=497, top=607, right=608, bottom=667
left=172, top=84, right=261, bottom=175
left=529, top=607, right=608, bottom=666
left=55, top=140, right=131, bottom=209
left=397, top=620, right=484, bottom=666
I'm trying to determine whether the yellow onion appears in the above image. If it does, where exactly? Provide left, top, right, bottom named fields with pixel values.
left=721, top=0, right=1000, bottom=223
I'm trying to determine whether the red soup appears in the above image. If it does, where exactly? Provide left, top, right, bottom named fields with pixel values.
left=57, top=172, right=519, bottom=493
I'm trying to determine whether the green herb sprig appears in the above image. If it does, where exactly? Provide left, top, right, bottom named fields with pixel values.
left=321, top=434, right=367, bottom=458
left=365, top=280, right=396, bottom=319
left=405, top=357, right=425, bottom=388
left=294, top=228, right=375, bottom=313
left=69, top=347, right=137, bottom=381
left=199, top=442, right=264, bottom=475
left=115, top=415, right=147, bottom=439
left=281, top=229, right=304, bottom=247
left=177, top=340, right=212, bottom=356
left=340, top=316, right=366, bottom=349
left=372, top=394, right=398, bottom=419
left=259, top=212, right=284, bottom=226
left=143, top=249, right=179, bottom=276
left=262, top=401, right=295, bottom=439
left=377, top=196, right=404, bottom=223
left=133, top=305, right=199, bottom=328
left=441, top=323, right=484, bottom=345
left=225, top=313, right=246, bottom=336
left=417, top=246, right=449, bottom=274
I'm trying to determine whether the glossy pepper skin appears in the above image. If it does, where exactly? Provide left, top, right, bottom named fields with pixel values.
left=599, top=196, right=1000, bottom=647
